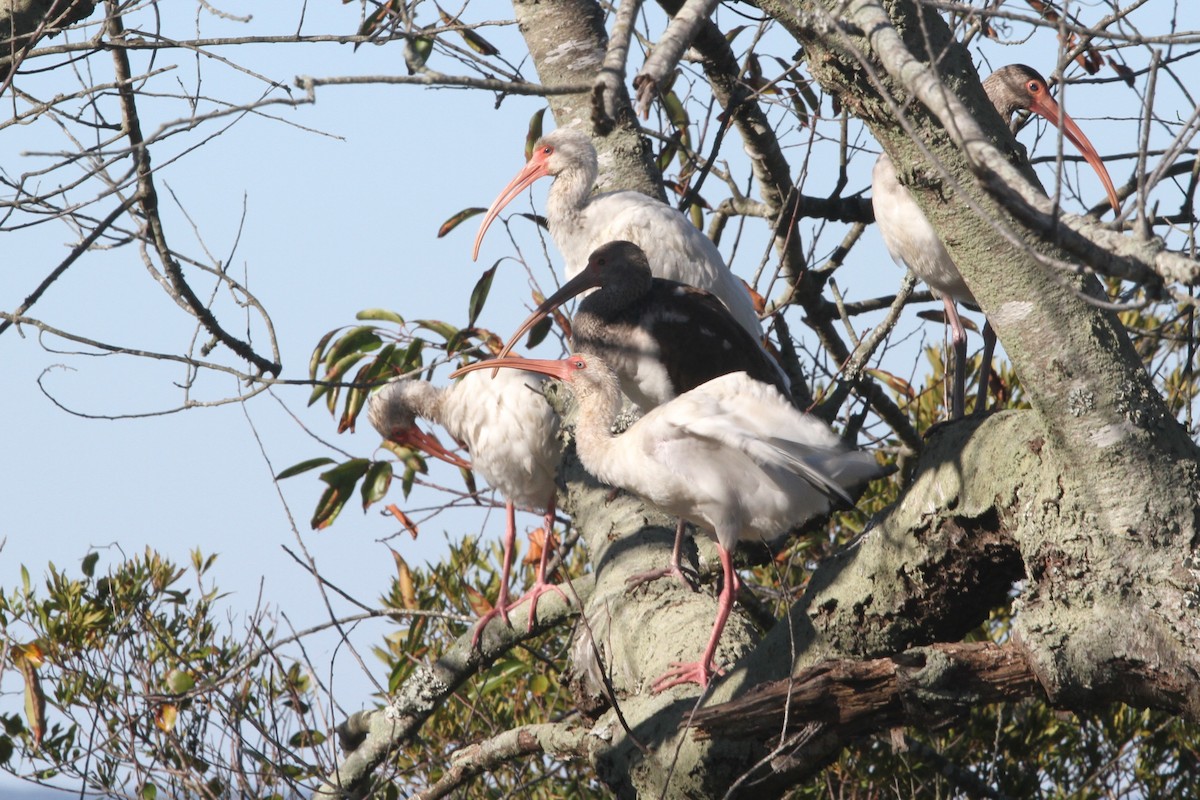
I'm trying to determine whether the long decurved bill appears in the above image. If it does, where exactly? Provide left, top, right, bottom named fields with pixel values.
left=451, top=356, right=576, bottom=384
left=390, top=424, right=472, bottom=470
left=496, top=269, right=600, bottom=359
left=1027, top=91, right=1121, bottom=213
left=471, top=153, right=551, bottom=261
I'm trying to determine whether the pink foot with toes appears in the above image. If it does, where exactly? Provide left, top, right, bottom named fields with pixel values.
left=652, top=660, right=722, bottom=693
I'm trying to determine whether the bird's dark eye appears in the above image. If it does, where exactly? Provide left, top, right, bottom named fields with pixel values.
left=572, top=357, right=586, bottom=369
left=1027, top=80, right=1042, bottom=94
left=542, top=145, right=554, bottom=156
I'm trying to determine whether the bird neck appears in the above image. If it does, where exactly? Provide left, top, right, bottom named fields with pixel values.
left=567, top=365, right=625, bottom=473
left=547, top=158, right=597, bottom=224
left=400, top=380, right=445, bottom=429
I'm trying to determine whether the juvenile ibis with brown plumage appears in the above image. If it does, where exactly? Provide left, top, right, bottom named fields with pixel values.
left=873, top=64, right=1121, bottom=417
left=452, top=353, right=883, bottom=691
left=368, top=368, right=563, bottom=646
left=472, top=127, right=764, bottom=339
left=497, top=240, right=795, bottom=588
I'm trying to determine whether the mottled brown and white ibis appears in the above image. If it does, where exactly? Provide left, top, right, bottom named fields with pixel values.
left=368, top=368, right=563, bottom=645
left=498, top=240, right=791, bottom=409
left=472, top=127, right=764, bottom=339
left=873, top=64, right=1121, bottom=417
left=496, top=239, right=796, bottom=588
left=452, top=353, right=882, bottom=691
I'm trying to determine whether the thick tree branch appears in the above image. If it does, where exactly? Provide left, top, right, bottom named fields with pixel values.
left=690, top=641, right=1040, bottom=740
left=592, top=0, right=641, bottom=132
left=634, top=0, right=721, bottom=117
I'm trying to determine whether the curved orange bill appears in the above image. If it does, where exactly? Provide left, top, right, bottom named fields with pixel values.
left=1027, top=91, right=1121, bottom=213
left=497, top=269, right=599, bottom=359
left=451, top=356, right=575, bottom=384
left=391, top=424, right=471, bottom=470
left=472, top=157, right=550, bottom=261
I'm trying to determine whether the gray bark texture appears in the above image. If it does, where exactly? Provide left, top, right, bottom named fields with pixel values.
left=332, top=1, right=1200, bottom=796
left=506, top=0, right=1200, bottom=796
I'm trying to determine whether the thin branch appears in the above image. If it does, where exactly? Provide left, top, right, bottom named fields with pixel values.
left=105, top=2, right=281, bottom=376
left=316, top=575, right=594, bottom=798
left=410, top=722, right=588, bottom=800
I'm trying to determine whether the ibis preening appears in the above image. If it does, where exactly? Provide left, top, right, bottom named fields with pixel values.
left=368, top=368, right=563, bottom=645
left=472, top=127, right=764, bottom=339
left=452, top=353, right=882, bottom=691
left=872, top=64, right=1121, bottom=417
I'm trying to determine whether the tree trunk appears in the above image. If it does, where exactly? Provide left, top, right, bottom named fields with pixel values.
left=505, top=1, right=1200, bottom=796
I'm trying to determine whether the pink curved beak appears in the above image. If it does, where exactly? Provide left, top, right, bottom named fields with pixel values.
left=1027, top=91, right=1121, bottom=213
left=451, top=356, right=575, bottom=384
left=388, top=424, right=471, bottom=470
left=472, top=153, right=551, bottom=261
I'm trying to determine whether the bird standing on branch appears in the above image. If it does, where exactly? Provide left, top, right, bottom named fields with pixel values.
left=368, top=368, right=563, bottom=646
left=496, top=239, right=799, bottom=588
left=872, top=64, right=1121, bottom=418
left=472, top=127, right=765, bottom=340
left=452, top=353, right=883, bottom=691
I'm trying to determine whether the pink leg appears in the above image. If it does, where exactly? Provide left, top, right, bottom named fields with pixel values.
left=626, top=519, right=698, bottom=591
left=471, top=499, right=518, bottom=648
left=508, top=494, right=569, bottom=627
left=652, top=544, right=738, bottom=692
left=942, top=296, right=967, bottom=419
left=975, top=321, right=995, bottom=415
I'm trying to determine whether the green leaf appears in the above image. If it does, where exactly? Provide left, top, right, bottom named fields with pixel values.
left=467, top=265, right=497, bottom=328
left=524, top=315, right=553, bottom=349
left=356, top=309, right=405, bottom=325
left=414, top=319, right=459, bottom=342
left=311, top=485, right=348, bottom=531
left=288, top=729, right=327, bottom=748
left=276, top=458, right=336, bottom=480
left=324, top=326, right=383, bottom=370
left=525, top=108, right=547, bottom=160
left=437, top=207, right=484, bottom=238
left=309, top=327, right=342, bottom=382
left=164, top=669, right=195, bottom=695
left=310, top=351, right=370, bottom=408
left=141, top=783, right=157, bottom=800
left=662, top=89, right=690, bottom=135
left=361, top=462, right=394, bottom=511
left=81, top=552, right=99, bottom=578
left=319, top=458, right=372, bottom=486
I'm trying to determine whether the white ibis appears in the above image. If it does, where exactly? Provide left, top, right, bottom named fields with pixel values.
left=873, top=64, right=1121, bottom=417
left=497, top=239, right=795, bottom=588
left=472, top=127, right=765, bottom=340
left=452, top=353, right=882, bottom=691
left=368, top=368, right=563, bottom=645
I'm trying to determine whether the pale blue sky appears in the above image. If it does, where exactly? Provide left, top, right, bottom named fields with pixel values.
left=0, top=1, right=1182, bottom=794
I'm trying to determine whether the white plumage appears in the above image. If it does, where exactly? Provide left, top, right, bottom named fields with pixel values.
left=453, top=353, right=882, bottom=690
left=473, top=127, right=764, bottom=339
left=872, top=64, right=1120, bottom=417
left=368, top=368, right=562, bottom=643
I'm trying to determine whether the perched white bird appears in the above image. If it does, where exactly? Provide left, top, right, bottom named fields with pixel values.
left=368, top=368, right=562, bottom=645
left=472, top=127, right=764, bottom=339
left=453, top=353, right=882, bottom=691
left=873, top=64, right=1121, bottom=417
left=497, top=239, right=796, bottom=589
